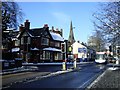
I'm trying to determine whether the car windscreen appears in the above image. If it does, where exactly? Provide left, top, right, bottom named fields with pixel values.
left=96, top=54, right=106, bottom=59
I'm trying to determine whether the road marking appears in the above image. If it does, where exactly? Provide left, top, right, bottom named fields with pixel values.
left=87, top=69, right=108, bottom=89
left=78, top=74, right=98, bottom=88
left=78, top=68, right=107, bottom=88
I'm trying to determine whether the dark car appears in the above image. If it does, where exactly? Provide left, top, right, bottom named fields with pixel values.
left=108, top=57, right=116, bottom=63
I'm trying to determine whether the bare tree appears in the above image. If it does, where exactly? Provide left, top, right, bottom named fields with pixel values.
left=92, top=2, right=120, bottom=45
left=2, top=1, right=24, bottom=58
left=87, top=30, right=106, bottom=52
left=2, top=1, right=24, bottom=30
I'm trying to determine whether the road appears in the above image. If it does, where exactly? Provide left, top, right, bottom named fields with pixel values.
left=3, top=63, right=106, bottom=89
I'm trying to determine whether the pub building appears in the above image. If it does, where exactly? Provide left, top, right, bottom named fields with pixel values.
left=17, top=20, right=64, bottom=63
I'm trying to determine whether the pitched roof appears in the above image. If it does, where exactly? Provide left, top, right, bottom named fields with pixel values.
left=17, top=27, right=48, bottom=38
left=50, top=32, right=64, bottom=42
left=17, top=27, right=64, bottom=42
left=29, top=28, right=45, bottom=36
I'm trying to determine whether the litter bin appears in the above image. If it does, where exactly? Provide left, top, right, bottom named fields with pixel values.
left=15, top=58, right=23, bottom=67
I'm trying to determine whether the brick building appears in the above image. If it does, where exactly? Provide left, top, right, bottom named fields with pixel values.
left=16, top=20, right=64, bottom=63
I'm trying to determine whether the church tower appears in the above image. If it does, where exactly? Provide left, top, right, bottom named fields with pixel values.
left=68, top=21, right=75, bottom=46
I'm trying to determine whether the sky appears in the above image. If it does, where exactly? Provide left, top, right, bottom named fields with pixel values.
left=17, top=2, right=101, bottom=43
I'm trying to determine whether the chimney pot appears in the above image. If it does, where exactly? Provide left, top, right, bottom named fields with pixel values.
left=52, top=26, right=54, bottom=31
left=56, top=28, right=58, bottom=31
left=26, top=20, right=29, bottom=22
left=19, top=24, right=24, bottom=32
left=21, top=24, right=23, bottom=27
left=44, top=24, right=48, bottom=28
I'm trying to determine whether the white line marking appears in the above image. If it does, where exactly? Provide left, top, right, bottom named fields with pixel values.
left=78, top=74, right=97, bottom=88
left=87, top=69, right=108, bottom=89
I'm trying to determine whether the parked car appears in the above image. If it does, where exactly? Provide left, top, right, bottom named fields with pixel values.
left=108, top=57, right=116, bottom=64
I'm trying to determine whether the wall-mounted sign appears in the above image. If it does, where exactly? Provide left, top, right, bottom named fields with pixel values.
left=78, top=48, right=87, bottom=53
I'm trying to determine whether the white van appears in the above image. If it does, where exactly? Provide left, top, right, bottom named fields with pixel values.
left=95, top=52, right=107, bottom=64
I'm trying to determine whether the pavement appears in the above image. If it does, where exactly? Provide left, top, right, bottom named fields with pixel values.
left=87, top=63, right=120, bottom=89
left=1, top=62, right=91, bottom=75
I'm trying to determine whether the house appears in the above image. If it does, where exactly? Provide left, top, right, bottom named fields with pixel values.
left=72, top=41, right=87, bottom=62
left=72, top=41, right=96, bottom=62
left=17, top=20, right=64, bottom=63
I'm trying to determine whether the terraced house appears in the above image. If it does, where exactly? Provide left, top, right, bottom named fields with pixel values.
left=16, top=20, right=64, bottom=63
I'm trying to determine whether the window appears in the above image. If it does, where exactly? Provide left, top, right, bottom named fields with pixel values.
left=55, top=42, right=60, bottom=47
left=21, top=37, right=24, bottom=44
left=40, top=51, right=50, bottom=60
left=28, top=37, right=31, bottom=44
left=15, top=40, right=20, bottom=46
left=46, top=51, right=50, bottom=59
left=24, top=37, right=28, bottom=44
left=40, top=53, right=43, bottom=60
left=42, top=51, right=46, bottom=60
left=55, top=53, right=62, bottom=60
left=41, top=38, right=49, bottom=45
left=21, top=36, right=31, bottom=44
left=58, top=53, right=62, bottom=60
left=50, top=41, right=54, bottom=46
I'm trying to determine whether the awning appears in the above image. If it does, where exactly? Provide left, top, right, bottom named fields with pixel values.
left=43, top=47, right=61, bottom=52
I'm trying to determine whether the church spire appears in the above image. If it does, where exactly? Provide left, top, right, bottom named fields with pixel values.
left=68, top=21, right=75, bottom=45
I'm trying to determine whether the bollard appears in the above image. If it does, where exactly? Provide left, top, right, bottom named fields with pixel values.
left=73, top=59, right=77, bottom=69
left=116, top=59, right=119, bottom=64
left=115, top=56, right=119, bottom=65
left=62, top=60, right=66, bottom=70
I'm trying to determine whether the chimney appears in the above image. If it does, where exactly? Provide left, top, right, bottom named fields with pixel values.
left=24, top=20, right=30, bottom=30
left=52, top=26, right=54, bottom=31
left=19, top=24, right=24, bottom=32
left=56, top=28, right=59, bottom=31
left=77, top=41, right=80, bottom=43
left=44, top=24, right=48, bottom=28
left=60, top=29, right=63, bottom=36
